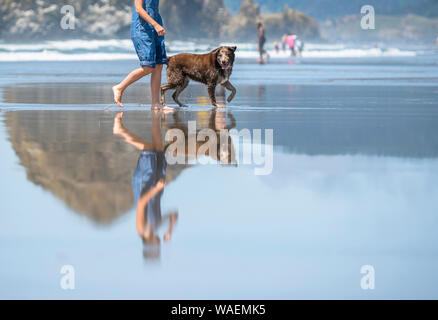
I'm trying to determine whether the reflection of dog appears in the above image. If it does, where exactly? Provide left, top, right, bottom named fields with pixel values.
left=161, top=46, right=237, bottom=108
left=163, top=110, right=237, bottom=165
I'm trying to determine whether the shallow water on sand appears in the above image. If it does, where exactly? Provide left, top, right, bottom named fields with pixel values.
left=1, top=56, right=438, bottom=299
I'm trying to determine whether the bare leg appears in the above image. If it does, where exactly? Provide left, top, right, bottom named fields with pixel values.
left=258, top=42, right=263, bottom=64
left=163, top=212, right=178, bottom=242
left=151, top=110, right=164, bottom=152
left=113, top=112, right=153, bottom=150
left=151, top=64, right=163, bottom=109
left=113, top=66, right=153, bottom=107
left=151, top=64, right=174, bottom=112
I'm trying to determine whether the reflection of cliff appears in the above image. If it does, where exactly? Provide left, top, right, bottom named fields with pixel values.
left=4, top=111, right=188, bottom=224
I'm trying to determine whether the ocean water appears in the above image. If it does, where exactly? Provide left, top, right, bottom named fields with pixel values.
left=1, top=41, right=438, bottom=299
left=0, top=39, right=432, bottom=62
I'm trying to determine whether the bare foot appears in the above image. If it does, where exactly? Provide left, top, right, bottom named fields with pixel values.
left=112, top=85, right=124, bottom=108
left=113, top=112, right=124, bottom=135
left=163, top=233, right=171, bottom=242
left=155, top=179, right=166, bottom=191
left=151, top=103, right=162, bottom=110
left=163, top=213, right=178, bottom=242
left=162, top=105, right=175, bottom=114
left=151, top=103, right=174, bottom=114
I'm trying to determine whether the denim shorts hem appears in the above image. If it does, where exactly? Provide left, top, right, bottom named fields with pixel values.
left=139, top=59, right=168, bottom=68
left=139, top=61, right=157, bottom=68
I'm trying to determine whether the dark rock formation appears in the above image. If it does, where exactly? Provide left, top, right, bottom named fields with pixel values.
left=0, top=0, right=230, bottom=40
left=221, top=0, right=260, bottom=40
left=160, top=0, right=231, bottom=40
left=0, top=0, right=132, bottom=39
left=263, top=6, right=320, bottom=39
left=222, top=0, right=319, bottom=40
left=0, top=0, right=319, bottom=41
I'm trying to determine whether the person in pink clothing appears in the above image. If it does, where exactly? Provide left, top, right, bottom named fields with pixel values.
left=286, top=34, right=297, bottom=56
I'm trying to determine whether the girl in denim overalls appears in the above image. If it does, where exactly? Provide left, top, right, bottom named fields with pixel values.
left=113, top=0, right=170, bottom=110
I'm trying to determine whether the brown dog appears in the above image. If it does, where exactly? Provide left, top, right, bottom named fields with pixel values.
left=161, top=46, right=237, bottom=108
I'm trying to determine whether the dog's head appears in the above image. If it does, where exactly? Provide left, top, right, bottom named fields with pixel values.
left=214, top=46, right=237, bottom=70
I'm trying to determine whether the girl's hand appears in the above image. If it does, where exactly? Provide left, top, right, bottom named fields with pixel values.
left=154, top=24, right=166, bottom=36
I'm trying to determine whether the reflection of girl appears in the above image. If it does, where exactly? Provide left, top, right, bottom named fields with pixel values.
left=113, top=111, right=177, bottom=260
left=132, top=150, right=167, bottom=243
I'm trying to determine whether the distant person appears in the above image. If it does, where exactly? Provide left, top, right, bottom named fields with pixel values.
left=274, top=41, right=280, bottom=54
left=295, top=38, right=304, bottom=57
left=113, top=111, right=178, bottom=260
left=257, top=22, right=268, bottom=64
left=286, top=34, right=297, bottom=57
left=436, top=36, right=438, bottom=47
left=281, top=34, right=288, bottom=51
left=113, top=0, right=171, bottom=111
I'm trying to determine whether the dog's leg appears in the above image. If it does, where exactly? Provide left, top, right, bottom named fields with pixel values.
left=208, top=84, right=224, bottom=108
left=161, top=83, right=177, bottom=106
left=223, top=81, right=237, bottom=103
left=172, top=78, right=189, bottom=107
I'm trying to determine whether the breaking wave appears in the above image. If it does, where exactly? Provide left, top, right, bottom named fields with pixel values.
left=0, top=39, right=421, bottom=62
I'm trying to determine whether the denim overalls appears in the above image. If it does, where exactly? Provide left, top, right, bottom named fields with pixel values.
left=132, top=150, right=167, bottom=230
left=130, top=0, right=167, bottom=68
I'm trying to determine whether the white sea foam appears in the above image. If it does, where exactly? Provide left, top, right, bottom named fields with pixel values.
left=0, top=51, right=137, bottom=61
left=0, top=39, right=419, bottom=61
left=236, top=45, right=418, bottom=58
left=0, top=39, right=133, bottom=52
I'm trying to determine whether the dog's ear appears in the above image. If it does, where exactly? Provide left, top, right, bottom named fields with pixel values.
left=212, top=47, right=221, bottom=55
left=229, top=46, right=237, bottom=52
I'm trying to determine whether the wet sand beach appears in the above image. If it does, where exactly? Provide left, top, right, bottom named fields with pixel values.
left=1, top=56, right=438, bottom=299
